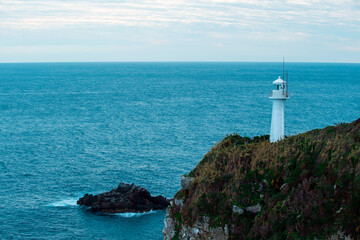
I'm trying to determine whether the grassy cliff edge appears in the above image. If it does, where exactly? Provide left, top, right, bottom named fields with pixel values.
left=165, top=118, right=360, bottom=239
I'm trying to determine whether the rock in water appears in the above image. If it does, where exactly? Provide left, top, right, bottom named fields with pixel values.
left=77, top=183, right=170, bottom=213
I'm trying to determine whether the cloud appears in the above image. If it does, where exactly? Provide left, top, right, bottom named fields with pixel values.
left=0, top=0, right=359, bottom=30
left=336, top=43, right=360, bottom=52
left=0, top=0, right=359, bottom=62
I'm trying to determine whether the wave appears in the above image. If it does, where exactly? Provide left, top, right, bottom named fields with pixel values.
left=114, top=210, right=157, bottom=218
left=46, top=199, right=160, bottom=218
left=47, top=198, right=78, bottom=207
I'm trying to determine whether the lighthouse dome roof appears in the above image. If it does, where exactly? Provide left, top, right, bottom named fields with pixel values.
left=273, top=76, right=286, bottom=85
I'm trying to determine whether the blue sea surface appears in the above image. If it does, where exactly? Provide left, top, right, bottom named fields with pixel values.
left=0, top=62, right=359, bottom=239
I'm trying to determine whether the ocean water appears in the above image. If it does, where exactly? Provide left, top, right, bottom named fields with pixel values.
left=0, top=62, right=359, bottom=239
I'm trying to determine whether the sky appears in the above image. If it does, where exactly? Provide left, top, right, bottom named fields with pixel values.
left=0, top=0, right=359, bottom=63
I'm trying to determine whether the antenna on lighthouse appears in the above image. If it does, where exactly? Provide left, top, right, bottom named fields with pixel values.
left=286, top=72, right=288, bottom=97
left=283, top=58, right=285, bottom=81
left=282, top=58, right=285, bottom=95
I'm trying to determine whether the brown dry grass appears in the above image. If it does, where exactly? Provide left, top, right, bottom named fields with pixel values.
left=173, top=118, right=360, bottom=239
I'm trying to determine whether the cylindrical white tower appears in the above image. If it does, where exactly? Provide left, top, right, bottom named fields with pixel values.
left=269, top=76, right=289, bottom=142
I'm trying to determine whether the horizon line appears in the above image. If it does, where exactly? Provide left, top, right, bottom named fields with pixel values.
left=1, top=60, right=360, bottom=64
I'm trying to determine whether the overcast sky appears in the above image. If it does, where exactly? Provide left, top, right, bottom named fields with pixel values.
left=0, top=0, right=359, bottom=62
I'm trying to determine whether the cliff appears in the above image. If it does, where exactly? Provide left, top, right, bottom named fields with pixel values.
left=163, top=118, right=360, bottom=239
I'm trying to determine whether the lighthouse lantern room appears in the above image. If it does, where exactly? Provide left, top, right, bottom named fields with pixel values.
left=269, top=76, right=289, bottom=142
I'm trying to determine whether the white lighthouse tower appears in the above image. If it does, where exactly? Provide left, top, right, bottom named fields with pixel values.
left=269, top=76, right=289, bottom=142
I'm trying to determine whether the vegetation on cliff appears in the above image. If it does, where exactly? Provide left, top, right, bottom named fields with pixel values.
left=171, top=118, right=360, bottom=239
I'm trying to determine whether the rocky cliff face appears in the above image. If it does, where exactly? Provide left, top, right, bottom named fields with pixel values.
left=163, top=177, right=230, bottom=239
left=163, top=119, right=360, bottom=239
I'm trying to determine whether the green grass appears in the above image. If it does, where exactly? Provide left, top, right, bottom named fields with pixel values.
left=169, top=118, right=360, bottom=239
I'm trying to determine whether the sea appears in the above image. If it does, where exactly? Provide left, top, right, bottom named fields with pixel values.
left=0, top=62, right=359, bottom=239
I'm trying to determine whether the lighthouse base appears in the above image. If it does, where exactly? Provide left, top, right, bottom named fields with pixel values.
left=270, top=100, right=285, bottom=142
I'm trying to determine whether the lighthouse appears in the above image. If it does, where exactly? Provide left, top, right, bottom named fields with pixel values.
left=269, top=76, right=289, bottom=142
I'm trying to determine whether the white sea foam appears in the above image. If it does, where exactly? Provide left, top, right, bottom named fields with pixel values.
left=47, top=198, right=78, bottom=207
left=47, top=199, right=160, bottom=218
left=115, top=210, right=157, bottom=218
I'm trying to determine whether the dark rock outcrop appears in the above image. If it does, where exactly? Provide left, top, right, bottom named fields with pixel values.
left=77, top=183, right=170, bottom=213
